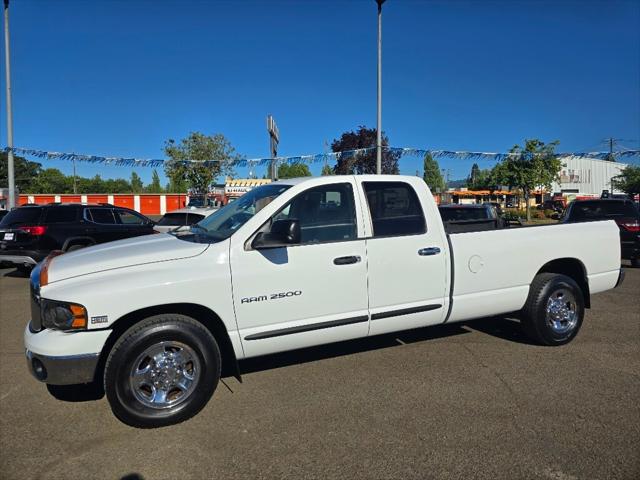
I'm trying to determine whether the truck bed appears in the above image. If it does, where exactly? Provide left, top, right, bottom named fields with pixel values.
left=446, top=220, right=621, bottom=323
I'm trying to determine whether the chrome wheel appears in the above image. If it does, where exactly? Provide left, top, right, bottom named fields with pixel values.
left=546, top=288, right=578, bottom=334
left=129, top=341, right=200, bottom=409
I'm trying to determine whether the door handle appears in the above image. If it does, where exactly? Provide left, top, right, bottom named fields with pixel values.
left=333, top=255, right=361, bottom=265
left=418, top=247, right=441, bottom=256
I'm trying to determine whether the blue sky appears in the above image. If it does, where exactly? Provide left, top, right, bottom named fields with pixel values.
left=1, top=0, right=639, bottom=185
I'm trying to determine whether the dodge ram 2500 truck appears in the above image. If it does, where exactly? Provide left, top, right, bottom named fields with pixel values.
left=24, top=175, right=624, bottom=428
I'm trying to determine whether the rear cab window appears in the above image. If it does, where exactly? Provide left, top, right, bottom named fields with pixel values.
left=362, top=181, right=426, bottom=237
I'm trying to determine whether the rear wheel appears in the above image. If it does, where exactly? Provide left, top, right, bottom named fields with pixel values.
left=104, top=314, right=220, bottom=428
left=521, top=273, right=584, bottom=346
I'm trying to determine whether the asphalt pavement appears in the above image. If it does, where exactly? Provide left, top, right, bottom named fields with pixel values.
left=0, top=264, right=638, bottom=480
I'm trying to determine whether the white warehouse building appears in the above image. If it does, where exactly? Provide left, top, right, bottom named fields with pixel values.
left=551, top=156, right=628, bottom=198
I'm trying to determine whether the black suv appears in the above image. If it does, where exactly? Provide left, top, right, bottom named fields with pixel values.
left=562, top=198, right=640, bottom=267
left=0, top=203, right=155, bottom=271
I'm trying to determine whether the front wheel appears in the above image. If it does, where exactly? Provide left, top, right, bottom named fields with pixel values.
left=104, top=314, right=220, bottom=428
left=521, top=273, right=585, bottom=346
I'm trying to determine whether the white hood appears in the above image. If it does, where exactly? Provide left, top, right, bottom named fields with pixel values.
left=47, top=234, right=209, bottom=283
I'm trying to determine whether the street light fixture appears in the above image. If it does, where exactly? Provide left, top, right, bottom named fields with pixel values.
left=376, top=0, right=385, bottom=175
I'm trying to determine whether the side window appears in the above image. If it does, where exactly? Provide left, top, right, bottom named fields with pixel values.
left=116, top=209, right=146, bottom=225
left=44, top=207, right=78, bottom=223
left=363, top=181, right=426, bottom=237
left=274, top=183, right=357, bottom=244
left=87, top=208, right=116, bottom=224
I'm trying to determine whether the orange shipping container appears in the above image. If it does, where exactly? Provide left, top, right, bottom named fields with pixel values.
left=113, top=195, right=134, bottom=210
left=87, top=195, right=108, bottom=204
left=139, top=195, right=160, bottom=215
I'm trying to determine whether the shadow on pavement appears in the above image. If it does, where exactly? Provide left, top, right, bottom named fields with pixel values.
left=464, top=316, right=537, bottom=345
left=239, top=322, right=470, bottom=375
left=1, top=267, right=31, bottom=278
left=46, top=382, right=105, bottom=402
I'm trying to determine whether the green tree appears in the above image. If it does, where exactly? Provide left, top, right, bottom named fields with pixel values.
left=332, top=126, right=399, bottom=175
left=103, top=178, right=132, bottom=193
left=146, top=169, right=164, bottom=193
left=130, top=172, right=144, bottom=193
left=611, top=165, right=640, bottom=195
left=423, top=153, right=445, bottom=192
left=164, top=132, right=240, bottom=194
left=0, top=152, right=42, bottom=193
left=468, top=163, right=480, bottom=186
left=277, top=163, right=312, bottom=179
left=31, top=168, right=73, bottom=194
left=321, top=164, right=333, bottom=176
left=493, top=139, right=563, bottom=221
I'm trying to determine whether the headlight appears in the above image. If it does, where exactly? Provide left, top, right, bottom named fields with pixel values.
left=41, top=300, right=87, bottom=331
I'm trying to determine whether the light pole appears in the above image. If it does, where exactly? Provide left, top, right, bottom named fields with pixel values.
left=3, top=0, right=15, bottom=209
left=376, top=0, right=385, bottom=175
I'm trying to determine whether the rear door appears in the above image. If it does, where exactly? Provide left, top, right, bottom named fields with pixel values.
left=358, top=179, right=448, bottom=336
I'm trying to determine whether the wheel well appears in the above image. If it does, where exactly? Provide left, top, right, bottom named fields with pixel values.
left=537, top=258, right=590, bottom=308
left=62, top=237, right=95, bottom=251
left=94, top=303, right=242, bottom=385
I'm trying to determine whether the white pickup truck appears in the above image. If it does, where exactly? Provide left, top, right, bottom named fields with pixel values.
left=24, top=175, right=624, bottom=428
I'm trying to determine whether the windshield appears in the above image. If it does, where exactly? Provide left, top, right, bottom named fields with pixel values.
left=184, top=184, right=291, bottom=242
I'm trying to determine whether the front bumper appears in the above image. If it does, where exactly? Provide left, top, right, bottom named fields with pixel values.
left=26, top=350, right=99, bottom=385
left=24, top=323, right=111, bottom=385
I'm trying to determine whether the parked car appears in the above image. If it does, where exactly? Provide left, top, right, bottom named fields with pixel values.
left=153, top=207, right=218, bottom=234
left=0, top=203, right=156, bottom=271
left=438, top=203, right=506, bottom=232
left=24, top=175, right=623, bottom=428
left=0, top=210, right=8, bottom=222
left=562, top=198, right=640, bottom=267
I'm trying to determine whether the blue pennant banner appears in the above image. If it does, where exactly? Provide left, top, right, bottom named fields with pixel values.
left=4, top=146, right=639, bottom=168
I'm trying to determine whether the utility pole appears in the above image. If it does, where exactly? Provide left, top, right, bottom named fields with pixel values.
left=375, top=0, right=385, bottom=175
left=266, top=115, right=279, bottom=181
left=72, top=157, right=77, bottom=194
left=3, top=0, right=15, bottom=209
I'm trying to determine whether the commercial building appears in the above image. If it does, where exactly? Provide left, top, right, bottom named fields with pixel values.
left=550, top=156, right=628, bottom=199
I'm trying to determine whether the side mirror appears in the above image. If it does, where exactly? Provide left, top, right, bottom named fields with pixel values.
left=252, top=219, right=301, bottom=249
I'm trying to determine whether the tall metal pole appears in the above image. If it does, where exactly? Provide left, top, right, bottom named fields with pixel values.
left=376, top=0, right=384, bottom=175
left=3, top=0, right=15, bottom=209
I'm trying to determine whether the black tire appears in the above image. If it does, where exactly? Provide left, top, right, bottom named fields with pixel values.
left=66, top=244, right=87, bottom=252
left=104, top=314, right=220, bottom=428
left=521, top=273, right=585, bottom=346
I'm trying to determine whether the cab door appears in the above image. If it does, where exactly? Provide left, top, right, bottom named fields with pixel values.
left=358, top=179, right=449, bottom=336
left=230, top=179, right=370, bottom=358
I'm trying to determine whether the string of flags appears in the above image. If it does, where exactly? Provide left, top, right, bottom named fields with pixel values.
left=4, top=146, right=639, bottom=168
